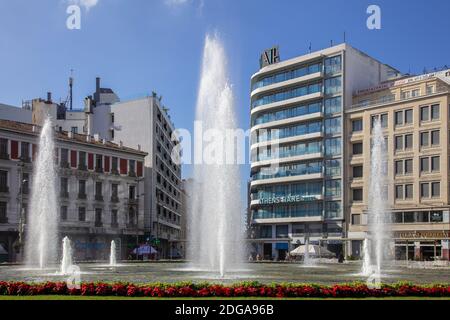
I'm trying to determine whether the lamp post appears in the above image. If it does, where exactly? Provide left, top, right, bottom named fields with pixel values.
left=16, top=161, right=27, bottom=262
left=134, top=177, right=144, bottom=260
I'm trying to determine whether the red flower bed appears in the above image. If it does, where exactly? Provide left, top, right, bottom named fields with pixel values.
left=0, top=281, right=449, bottom=298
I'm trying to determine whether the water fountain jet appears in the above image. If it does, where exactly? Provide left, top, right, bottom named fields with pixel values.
left=187, top=33, right=243, bottom=277
left=362, top=118, right=391, bottom=276
left=110, top=240, right=117, bottom=267
left=25, top=116, right=58, bottom=269
left=60, top=236, right=73, bottom=275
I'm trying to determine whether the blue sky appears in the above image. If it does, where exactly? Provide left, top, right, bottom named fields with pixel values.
left=1, top=0, right=450, bottom=193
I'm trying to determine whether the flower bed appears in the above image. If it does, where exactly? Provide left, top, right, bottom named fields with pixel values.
left=0, top=281, right=449, bottom=298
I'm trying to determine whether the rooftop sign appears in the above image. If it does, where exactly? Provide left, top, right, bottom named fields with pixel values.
left=356, top=69, right=450, bottom=95
left=260, top=46, right=280, bottom=69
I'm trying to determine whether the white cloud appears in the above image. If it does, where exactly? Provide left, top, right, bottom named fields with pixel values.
left=68, top=0, right=99, bottom=11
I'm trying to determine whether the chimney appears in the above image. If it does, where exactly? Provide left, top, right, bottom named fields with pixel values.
left=102, top=139, right=107, bottom=145
left=119, top=141, right=123, bottom=148
left=96, top=77, right=101, bottom=92
left=47, top=92, right=52, bottom=103
left=68, top=131, right=74, bottom=139
left=137, top=144, right=141, bottom=151
left=86, top=135, right=91, bottom=142
left=94, top=133, right=100, bottom=142
left=32, top=125, right=37, bottom=133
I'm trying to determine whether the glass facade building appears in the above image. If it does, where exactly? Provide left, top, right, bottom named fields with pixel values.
left=249, top=44, right=400, bottom=261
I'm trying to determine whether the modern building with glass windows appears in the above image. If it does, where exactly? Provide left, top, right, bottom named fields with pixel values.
left=248, top=44, right=400, bottom=260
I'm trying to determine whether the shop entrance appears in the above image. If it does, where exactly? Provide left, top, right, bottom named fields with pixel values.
left=263, top=243, right=272, bottom=260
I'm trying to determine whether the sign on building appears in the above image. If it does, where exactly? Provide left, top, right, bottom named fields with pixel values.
left=260, top=46, right=280, bottom=69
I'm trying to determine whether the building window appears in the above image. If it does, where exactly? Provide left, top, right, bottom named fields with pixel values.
left=395, top=111, right=403, bottom=126
left=111, top=210, right=118, bottom=226
left=324, top=96, right=341, bottom=115
left=405, top=159, right=413, bottom=174
left=352, top=165, right=363, bottom=178
left=259, top=226, right=272, bottom=238
left=111, top=183, right=119, bottom=200
left=405, top=134, right=413, bottom=149
left=129, top=185, right=136, bottom=200
left=420, top=157, right=429, bottom=173
left=276, top=225, right=288, bottom=238
left=352, top=142, right=363, bottom=155
left=325, top=159, right=341, bottom=176
left=78, top=180, right=86, bottom=198
left=431, top=182, right=440, bottom=197
left=95, top=182, right=103, bottom=201
left=405, top=184, right=413, bottom=199
left=420, top=131, right=429, bottom=147
left=420, top=106, right=429, bottom=121
left=325, top=117, right=341, bottom=135
left=395, top=185, right=404, bottom=200
left=395, top=136, right=403, bottom=150
left=95, top=208, right=102, bottom=227
left=111, top=157, right=118, bottom=173
left=371, top=114, right=388, bottom=128
left=405, top=109, right=413, bottom=124
left=324, top=76, right=342, bottom=95
left=431, top=156, right=440, bottom=172
left=352, top=188, right=363, bottom=202
left=60, top=177, right=68, bottom=197
left=352, top=119, right=363, bottom=132
left=60, top=149, right=69, bottom=167
left=431, top=104, right=440, bottom=120
left=0, top=138, right=8, bottom=157
left=325, top=180, right=341, bottom=197
left=351, top=214, right=361, bottom=225
left=325, top=201, right=342, bottom=219
left=78, top=207, right=86, bottom=221
left=324, top=55, right=342, bottom=74
left=20, top=142, right=29, bottom=161
left=0, top=202, right=7, bottom=223
left=128, top=207, right=136, bottom=226
left=431, top=130, right=440, bottom=145
left=71, top=127, right=78, bottom=134
left=324, top=138, right=341, bottom=156
left=78, top=152, right=86, bottom=169
left=420, top=183, right=430, bottom=198
left=60, top=206, right=68, bottom=221
left=411, top=89, right=420, bottom=97
left=395, top=160, right=403, bottom=175
left=95, top=154, right=103, bottom=172
left=0, top=170, right=8, bottom=192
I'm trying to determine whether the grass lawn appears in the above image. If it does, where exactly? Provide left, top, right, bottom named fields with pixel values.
left=0, top=296, right=449, bottom=300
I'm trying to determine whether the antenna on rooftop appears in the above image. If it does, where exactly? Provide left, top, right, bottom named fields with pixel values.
left=69, top=69, right=74, bottom=111
left=343, top=31, right=346, bottom=43
left=308, top=42, right=312, bottom=53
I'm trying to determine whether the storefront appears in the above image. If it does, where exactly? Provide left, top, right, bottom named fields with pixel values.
left=393, top=230, right=449, bottom=261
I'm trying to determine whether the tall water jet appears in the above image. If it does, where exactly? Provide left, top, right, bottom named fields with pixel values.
left=60, top=236, right=73, bottom=275
left=187, top=33, right=243, bottom=276
left=110, top=240, right=117, bottom=266
left=25, top=116, right=59, bottom=268
left=362, top=118, right=390, bottom=275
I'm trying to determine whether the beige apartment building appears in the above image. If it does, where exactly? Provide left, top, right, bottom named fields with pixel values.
left=345, top=69, right=450, bottom=261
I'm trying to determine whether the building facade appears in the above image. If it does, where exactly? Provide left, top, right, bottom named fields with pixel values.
left=0, top=119, right=146, bottom=263
left=346, top=69, right=450, bottom=261
left=248, top=44, right=400, bottom=260
left=112, top=95, right=182, bottom=259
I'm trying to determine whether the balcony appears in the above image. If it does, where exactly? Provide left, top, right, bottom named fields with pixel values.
left=128, top=171, right=137, bottom=178
left=60, top=161, right=70, bottom=169
left=111, top=195, right=119, bottom=203
left=0, top=153, right=9, bottom=160
left=19, top=156, right=31, bottom=163
left=78, top=164, right=87, bottom=171
left=94, top=221, right=103, bottom=228
left=128, top=198, right=138, bottom=206
left=111, top=168, right=120, bottom=175
left=95, top=194, right=104, bottom=202
left=0, top=186, right=9, bottom=193
left=60, top=191, right=69, bottom=199
left=78, top=193, right=87, bottom=200
left=95, top=167, right=104, bottom=173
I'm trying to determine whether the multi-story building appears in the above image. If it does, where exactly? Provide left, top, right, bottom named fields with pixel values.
left=248, top=44, right=400, bottom=260
left=0, top=119, right=146, bottom=263
left=112, top=95, right=182, bottom=258
left=345, top=69, right=450, bottom=261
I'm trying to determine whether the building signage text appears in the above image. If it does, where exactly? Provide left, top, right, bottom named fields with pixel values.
left=259, top=194, right=318, bottom=205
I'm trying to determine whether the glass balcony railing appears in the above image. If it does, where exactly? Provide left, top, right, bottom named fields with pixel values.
left=251, top=83, right=322, bottom=109
left=252, top=101, right=322, bottom=126
left=252, top=63, right=322, bottom=91
left=252, top=162, right=322, bottom=181
left=254, top=142, right=322, bottom=162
